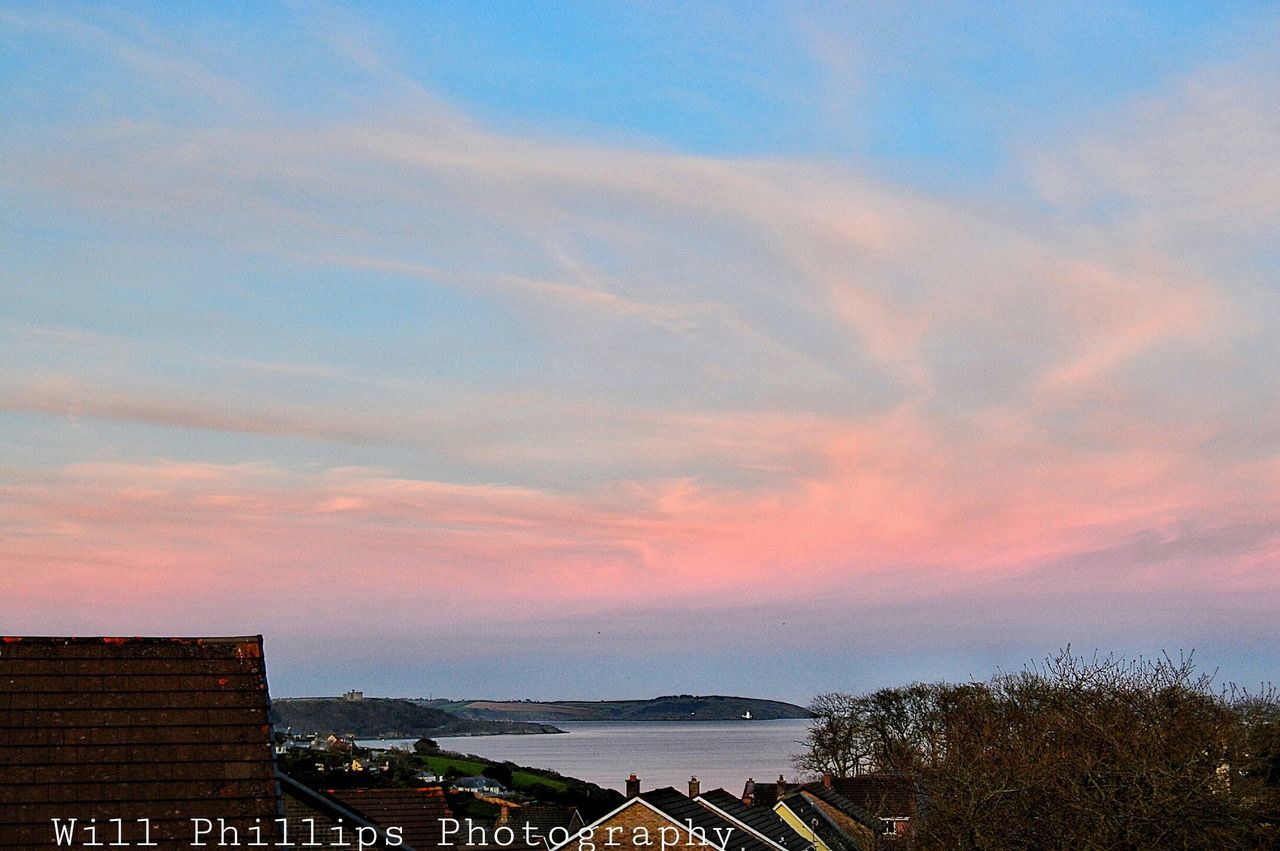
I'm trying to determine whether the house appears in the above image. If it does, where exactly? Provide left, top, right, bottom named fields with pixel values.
left=827, top=776, right=917, bottom=841
left=328, top=785, right=453, bottom=849
left=325, top=732, right=357, bottom=752
left=639, top=787, right=779, bottom=851
left=743, top=773, right=917, bottom=850
left=280, top=773, right=411, bottom=849
left=741, top=776, right=797, bottom=808
left=0, top=635, right=402, bottom=850
left=0, top=636, right=283, bottom=847
left=551, top=777, right=795, bottom=851
left=497, top=802, right=586, bottom=849
left=694, top=788, right=808, bottom=851
left=453, top=774, right=512, bottom=796
left=772, top=786, right=880, bottom=851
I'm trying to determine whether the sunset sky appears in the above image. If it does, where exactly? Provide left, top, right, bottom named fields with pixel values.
left=2, top=2, right=1277, bottom=701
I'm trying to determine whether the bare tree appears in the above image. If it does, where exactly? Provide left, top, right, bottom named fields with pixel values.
left=795, top=692, right=876, bottom=777
left=798, top=651, right=1280, bottom=849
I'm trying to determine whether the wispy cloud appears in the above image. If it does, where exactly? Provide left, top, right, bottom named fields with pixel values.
left=1, top=4, right=1278, bottom=694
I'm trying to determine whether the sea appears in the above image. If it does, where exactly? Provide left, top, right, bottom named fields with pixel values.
left=357, top=718, right=812, bottom=794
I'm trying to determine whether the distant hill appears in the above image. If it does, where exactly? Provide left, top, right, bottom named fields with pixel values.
left=431, top=694, right=812, bottom=722
left=272, top=698, right=564, bottom=738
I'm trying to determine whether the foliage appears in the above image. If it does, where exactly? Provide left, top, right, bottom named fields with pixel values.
left=797, top=650, right=1280, bottom=849
left=482, top=762, right=515, bottom=786
left=277, top=743, right=622, bottom=816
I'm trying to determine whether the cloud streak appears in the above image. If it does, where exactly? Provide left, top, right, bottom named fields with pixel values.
left=1, top=4, right=1277, bottom=695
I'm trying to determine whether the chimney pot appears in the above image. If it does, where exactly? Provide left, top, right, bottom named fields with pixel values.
left=822, top=772, right=833, bottom=788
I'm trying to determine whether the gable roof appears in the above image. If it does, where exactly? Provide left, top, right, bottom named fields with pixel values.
left=797, top=784, right=880, bottom=832
left=774, top=794, right=866, bottom=851
left=641, top=787, right=777, bottom=851
left=696, top=788, right=808, bottom=851
left=0, top=635, right=280, bottom=848
left=549, top=794, right=694, bottom=851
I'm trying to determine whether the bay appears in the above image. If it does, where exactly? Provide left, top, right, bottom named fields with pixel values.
left=358, top=718, right=812, bottom=794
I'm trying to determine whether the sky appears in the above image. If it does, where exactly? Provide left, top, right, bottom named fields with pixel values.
left=1, top=2, right=1277, bottom=702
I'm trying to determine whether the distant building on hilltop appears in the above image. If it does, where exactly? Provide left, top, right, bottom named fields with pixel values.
left=344, top=688, right=365, bottom=701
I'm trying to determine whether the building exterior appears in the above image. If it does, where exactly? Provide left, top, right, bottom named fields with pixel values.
left=0, top=636, right=283, bottom=848
left=773, top=786, right=879, bottom=851
left=694, top=788, right=807, bottom=851
left=553, top=778, right=807, bottom=851
left=826, top=776, right=917, bottom=841
left=0, top=635, right=401, bottom=849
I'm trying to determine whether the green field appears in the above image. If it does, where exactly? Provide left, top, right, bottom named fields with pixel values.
left=416, top=754, right=572, bottom=793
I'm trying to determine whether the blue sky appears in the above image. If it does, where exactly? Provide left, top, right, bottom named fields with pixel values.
left=2, top=2, right=1278, bottom=701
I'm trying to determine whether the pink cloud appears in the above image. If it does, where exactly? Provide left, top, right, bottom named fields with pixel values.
left=1, top=6, right=1277, bottom=682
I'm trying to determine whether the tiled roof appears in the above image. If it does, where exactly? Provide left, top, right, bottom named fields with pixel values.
left=640, top=787, right=776, bottom=851
left=0, top=635, right=279, bottom=849
left=828, top=775, right=917, bottom=819
left=776, top=794, right=866, bottom=851
left=329, top=785, right=451, bottom=849
left=281, top=774, right=404, bottom=849
left=503, top=803, right=585, bottom=847
left=797, top=784, right=880, bottom=832
left=697, top=788, right=808, bottom=851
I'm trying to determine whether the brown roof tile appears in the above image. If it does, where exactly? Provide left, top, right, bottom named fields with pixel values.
left=828, top=775, right=917, bottom=819
left=0, top=636, right=281, bottom=848
left=329, top=786, right=452, bottom=849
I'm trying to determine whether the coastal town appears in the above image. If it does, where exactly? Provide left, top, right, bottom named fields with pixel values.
left=9, top=634, right=1280, bottom=848
left=0, top=636, right=913, bottom=850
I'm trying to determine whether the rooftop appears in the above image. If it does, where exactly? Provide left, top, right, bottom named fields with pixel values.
left=0, top=635, right=280, bottom=848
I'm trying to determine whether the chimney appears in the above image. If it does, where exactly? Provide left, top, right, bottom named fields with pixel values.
left=777, top=775, right=786, bottom=799
left=688, top=776, right=700, bottom=798
left=822, top=772, right=833, bottom=789
left=626, top=774, right=641, bottom=798
left=743, top=777, right=755, bottom=806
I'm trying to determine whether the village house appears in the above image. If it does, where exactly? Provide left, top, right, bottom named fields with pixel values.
left=453, top=774, right=512, bottom=796
left=326, top=785, right=453, bottom=848
left=550, top=776, right=803, bottom=851
left=825, top=776, right=917, bottom=842
left=693, top=788, right=807, bottom=851
left=772, top=785, right=879, bottom=851
left=742, top=774, right=916, bottom=850
left=497, top=803, right=587, bottom=849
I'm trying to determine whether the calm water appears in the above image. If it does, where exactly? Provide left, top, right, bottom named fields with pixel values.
left=359, top=718, right=811, bottom=794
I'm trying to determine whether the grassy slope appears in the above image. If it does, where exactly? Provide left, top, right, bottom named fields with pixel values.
left=417, top=754, right=571, bottom=793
